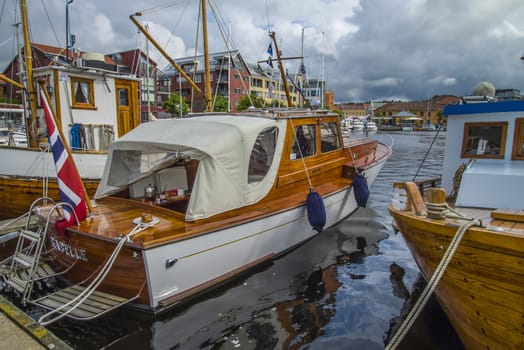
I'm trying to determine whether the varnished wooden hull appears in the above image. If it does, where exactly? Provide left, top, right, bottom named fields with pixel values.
left=0, top=176, right=99, bottom=220
left=46, top=228, right=151, bottom=306
left=388, top=207, right=524, bottom=349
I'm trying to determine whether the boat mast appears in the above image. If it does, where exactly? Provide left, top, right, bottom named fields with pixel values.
left=20, top=0, right=38, bottom=148
left=145, top=25, right=152, bottom=120
left=300, top=27, right=304, bottom=107
left=269, top=31, right=292, bottom=107
left=201, top=0, right=213, bottom=111
left=320, top=32, right=325, bottom=109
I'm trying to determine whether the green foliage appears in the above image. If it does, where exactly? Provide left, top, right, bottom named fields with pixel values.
left=212, top=95, right=229, bottom=112
left=236, top=94, right=297, bottom=110
left=331, top=109, right=343, bottom=118
left=236, top=94, right=266, bottom=110
left=163, top=92, right=189, bottom=116
left=0, top=97, right=22, bottom=104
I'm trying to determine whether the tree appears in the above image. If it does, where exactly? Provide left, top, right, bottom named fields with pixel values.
left=236, top=94, right=266, bottom=111
left=212, top=95, right=229, bottom=112
left=163, top=92, right=189, bottom=117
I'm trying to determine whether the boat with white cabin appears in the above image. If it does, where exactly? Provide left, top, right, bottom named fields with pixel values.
left=388, top=83, right=524, bottom=349
left=0, top=1, right=141, bottom=219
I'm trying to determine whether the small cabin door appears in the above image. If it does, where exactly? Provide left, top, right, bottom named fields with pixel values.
left=115, top=79, right=139, bottom=137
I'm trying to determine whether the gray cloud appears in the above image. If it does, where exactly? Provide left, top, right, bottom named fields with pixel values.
left=1, top=0, right=523, bottom=102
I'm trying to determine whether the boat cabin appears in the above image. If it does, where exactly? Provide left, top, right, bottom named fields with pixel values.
left=94, top=110, right=346, bottom=221
left=442, top=100, right=524, bottom=209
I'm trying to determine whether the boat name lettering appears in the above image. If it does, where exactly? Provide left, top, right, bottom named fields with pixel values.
left=50, top=237, right=88, bottom=262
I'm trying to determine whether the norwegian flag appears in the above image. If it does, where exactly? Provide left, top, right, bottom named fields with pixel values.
left=40, top=86, right=87, bottom=229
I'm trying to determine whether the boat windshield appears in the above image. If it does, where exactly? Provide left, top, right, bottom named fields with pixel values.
left=107, top=150, right=179, bottom=187
left=248, top=127, right=278, bottom=183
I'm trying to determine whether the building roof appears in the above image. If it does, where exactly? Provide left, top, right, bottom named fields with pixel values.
left=375, top=95, right=460, bottom=113
left=32, top=43, right=118, bottom=65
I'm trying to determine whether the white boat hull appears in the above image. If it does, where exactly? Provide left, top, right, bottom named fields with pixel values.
left=0, top=147, right=106, bottom=179
left=143, top=158, right=385, bottom=309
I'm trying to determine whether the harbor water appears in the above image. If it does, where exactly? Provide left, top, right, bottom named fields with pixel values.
left=7, top=131, right=464, bottom=349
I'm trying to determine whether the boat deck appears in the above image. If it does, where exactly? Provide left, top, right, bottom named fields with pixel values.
left=452, top=207, right=524, bottom=236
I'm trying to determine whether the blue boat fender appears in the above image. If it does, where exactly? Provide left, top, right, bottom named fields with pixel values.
left=306, top=189, right=326, bottom=232
left=354, top=173, right=369, bottom=207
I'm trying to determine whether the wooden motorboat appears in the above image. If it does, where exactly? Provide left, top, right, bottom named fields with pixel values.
left=2, top=108, right=390, bottom=323
left=388, top=93, right=524, bottom=349
left=0, top=1, right=393, bottom=324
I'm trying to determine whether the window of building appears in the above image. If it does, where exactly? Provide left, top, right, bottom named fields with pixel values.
left=234, top=74, right=240, bottom=80
left=291, top=124, right=316, bottom=160
left=71, top=77, right=95, bottom=109
left=234, top=88, right=241, bottom=94
left=461, top=122, right=507, bottom=159
left=512, top=118, right=524, bottom=160
left=320, top=121, right=341, bottom=153
left=248, top=127, right=278, bottom=183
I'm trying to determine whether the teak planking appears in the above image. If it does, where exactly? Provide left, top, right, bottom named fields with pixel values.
left=389, top=204, right=524, bottom=350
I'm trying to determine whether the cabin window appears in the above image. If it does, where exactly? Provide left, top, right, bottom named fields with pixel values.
left=71, top=77, right=95, bottom=109
left=512, top=118, right=524, bottom=160
left=118, top=88, right=129, bottom=106
left=248, top=127, right=278, bottom=183
left=461, top=122, right=507, bottom=159
left=320, top=121, right=341, bottom=153
left=291, top=124, right=316, bottom=160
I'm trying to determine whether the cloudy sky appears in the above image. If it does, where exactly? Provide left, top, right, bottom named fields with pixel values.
left=1, top=0, right=523, bottom=102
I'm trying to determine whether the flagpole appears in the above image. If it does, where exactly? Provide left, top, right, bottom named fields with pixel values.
left=38, top=80, right=93, bottom=213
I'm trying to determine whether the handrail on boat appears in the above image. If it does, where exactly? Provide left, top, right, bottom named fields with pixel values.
left=25, top=197, right=56, bottom=229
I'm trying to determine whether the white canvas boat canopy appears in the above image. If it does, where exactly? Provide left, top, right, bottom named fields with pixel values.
left=95, top=115, right=287, bottom=221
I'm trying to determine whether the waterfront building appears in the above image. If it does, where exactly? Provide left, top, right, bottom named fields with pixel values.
left=375, top=95, right=460, bottom=129
left=164, top=50, right=252, bottom=112
left=337, top=103, right=369, bottom=119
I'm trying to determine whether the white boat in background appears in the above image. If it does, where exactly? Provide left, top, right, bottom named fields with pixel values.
left=0, top=125, right=27, bottom=147
left=366, top=120, right=378, bottom=131
left=341, top=117, right=353, bottom=131
left=401, top=122, right=414, bottom=131
left=352, top=118, right=365, bottom=130
left=0, top=1, right=141, bottom=219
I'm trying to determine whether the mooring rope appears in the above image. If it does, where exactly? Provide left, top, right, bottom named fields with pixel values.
left=412, top=126, right=442, bottom=182
left=385, top=216, right=480, bottom=350
left=289, top=117, right=313, bottom=189
left=38, top=219, right=158, bottom=325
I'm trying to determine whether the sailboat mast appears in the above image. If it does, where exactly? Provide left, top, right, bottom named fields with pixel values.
left=320, top=32, right=325, bottom=109
left=20, top=0, right=37, bottom=147
left=300, top=27, right=304, bottom=107
left=201, top=0, right=213, bottom=111
left=145, top=25, right=152, bottom=121
left=269, top=31, right=292, bottom=107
